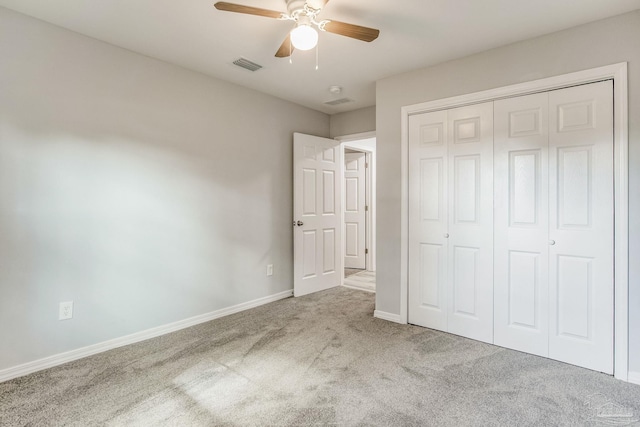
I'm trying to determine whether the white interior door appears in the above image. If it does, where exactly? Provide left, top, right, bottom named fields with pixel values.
left=494, top=92, right=550, bottom=357
left=494, top=81, right=614, bottom=372
left=548, top=81, right=614, bottom=374
left=293, top=133, right=342, bottom=297
left=408, top=81, right=614, bottom=374
left=408, top=110, right=449, bottom=330
left=344, top=152, right=366, bottom=269
left=446, top=102, right=494, bottom=343
left=408, top=102, right=493, bottom=343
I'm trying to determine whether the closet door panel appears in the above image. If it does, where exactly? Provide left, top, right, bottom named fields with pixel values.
left=548, top=80, right=614, bottom=374
left=494, top=92, right=549, bottom=357
left=408, top=110, right=448, bottom=330
left=447, top=102, right=494, bottom=343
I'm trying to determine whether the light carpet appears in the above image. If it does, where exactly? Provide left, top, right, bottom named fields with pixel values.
left=1, top=287, right=639, bottom=426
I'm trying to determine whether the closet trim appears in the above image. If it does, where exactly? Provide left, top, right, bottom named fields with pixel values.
left=399, top=62, right=629, bottom=381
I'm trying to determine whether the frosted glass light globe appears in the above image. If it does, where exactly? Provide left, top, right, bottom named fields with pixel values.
left=290, top=24, right=318, bottom=51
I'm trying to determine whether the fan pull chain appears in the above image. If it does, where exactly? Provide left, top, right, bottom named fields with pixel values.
left=289, top=36, right=293, bottom=64
left=315, top=44, right=319, bottom=70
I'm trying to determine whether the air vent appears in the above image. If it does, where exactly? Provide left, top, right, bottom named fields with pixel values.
left=233, top=57, right=263, bottom=72
left=324, top=97, right=355, bottom=106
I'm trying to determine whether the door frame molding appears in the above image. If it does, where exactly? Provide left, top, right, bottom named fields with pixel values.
left=399, top=63, right=629, bottom=381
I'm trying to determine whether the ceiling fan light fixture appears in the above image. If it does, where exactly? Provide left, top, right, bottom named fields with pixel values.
left=290, top=24, right=318, bottom=51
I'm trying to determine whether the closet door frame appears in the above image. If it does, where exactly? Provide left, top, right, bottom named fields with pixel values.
left=399, top=62, right=629, bottom=381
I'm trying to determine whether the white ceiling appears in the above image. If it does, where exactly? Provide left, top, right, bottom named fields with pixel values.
left=2, top=0, right=639, bottom=114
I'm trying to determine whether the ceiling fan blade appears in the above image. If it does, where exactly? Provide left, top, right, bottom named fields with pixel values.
left=275, top=34, right=294, bottom=58
left=323, top=20, right=380, bottom=42
left=214, top=2, right=283, bottom=19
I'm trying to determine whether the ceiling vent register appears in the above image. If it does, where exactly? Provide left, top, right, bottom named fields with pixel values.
left=324, top=97, right=355, bottom=106
left=233, top=57, right=263, bottom=71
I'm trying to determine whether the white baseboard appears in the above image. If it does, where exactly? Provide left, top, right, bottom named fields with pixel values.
left=374, top=310, right=405, bottom=324
left=628, top=371, right=640, bottom=385
left=0, top=289, right=293, bottom=383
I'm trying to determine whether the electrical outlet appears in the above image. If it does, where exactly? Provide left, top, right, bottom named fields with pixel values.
left=266, top=264, right=273, bottom=276
left=59, top=301, right=73, bottom=320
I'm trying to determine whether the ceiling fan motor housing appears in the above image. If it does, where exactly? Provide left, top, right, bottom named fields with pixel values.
left=286, top=0, right=308, bottom=14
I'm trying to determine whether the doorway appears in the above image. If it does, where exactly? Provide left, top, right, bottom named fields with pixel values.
left=341, top=136, right=376, bottom=293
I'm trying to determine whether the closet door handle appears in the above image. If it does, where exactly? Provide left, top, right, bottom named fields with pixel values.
left=549, top=240, right=556, bottom=246
left=444, top=233, right=449, bottom=238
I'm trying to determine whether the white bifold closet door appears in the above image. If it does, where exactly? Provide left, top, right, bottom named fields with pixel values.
left=409, top=80, right=613, bottom=374
left=494, top=92, right=551, bottom=357
left=494, top=81, right=614, bottom=374
left=408, top=102, right=494, bottom=343
left=549, top=81, right=614, bottom=373
left=408, top=110, right=448, bottom=332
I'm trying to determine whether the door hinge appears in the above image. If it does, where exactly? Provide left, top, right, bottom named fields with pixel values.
left=365, top=162, right=369, bottom=168
left=365, top=205, right=369, bottom=212
left=365, top=248, right=369, bottom=254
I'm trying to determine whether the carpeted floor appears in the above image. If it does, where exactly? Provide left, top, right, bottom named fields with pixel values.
left=1, top=287, right=639, bottom=426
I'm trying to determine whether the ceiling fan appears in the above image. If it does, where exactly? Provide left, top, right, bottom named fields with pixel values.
left=214, top=0, right=380, bottom=58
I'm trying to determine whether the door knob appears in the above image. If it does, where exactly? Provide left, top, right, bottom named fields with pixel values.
left=549, top=240, right=556, bottom=246
left=297, top=221, right=304, bottom=226
left=444, top=233, right=449, bottom=238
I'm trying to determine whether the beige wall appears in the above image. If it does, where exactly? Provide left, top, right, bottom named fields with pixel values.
left=330, top=106, right=376, bottom=138
left=0, top=7, right=329, bottom=371
left=376, top=10, right=640, bottom=372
